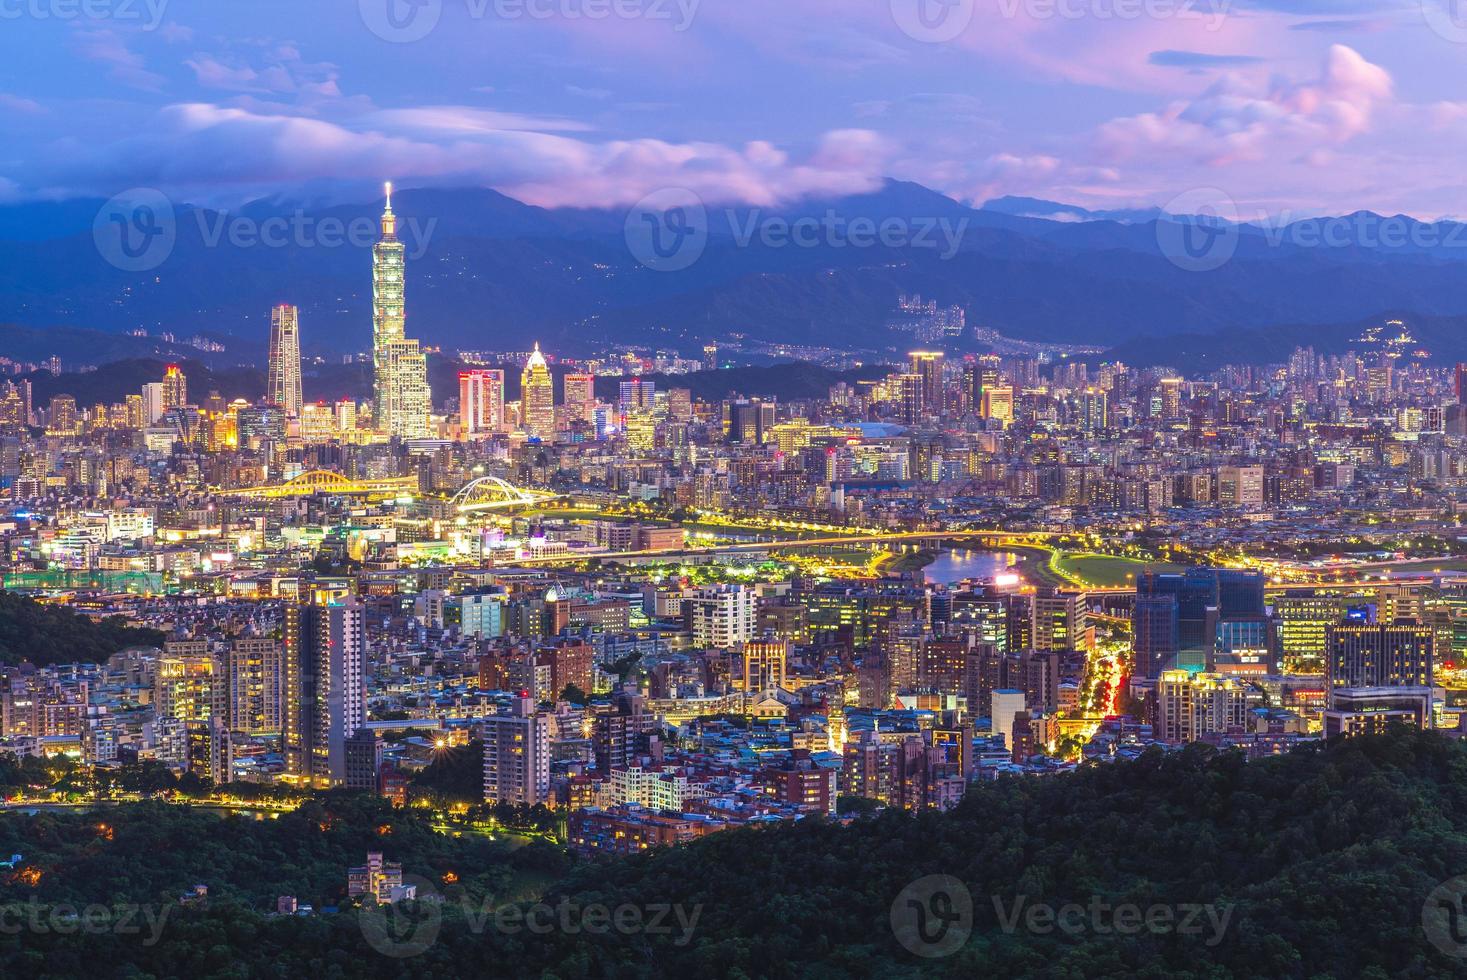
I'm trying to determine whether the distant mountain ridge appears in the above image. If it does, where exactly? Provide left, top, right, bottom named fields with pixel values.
left=8, top=181, right=1467, bottom=365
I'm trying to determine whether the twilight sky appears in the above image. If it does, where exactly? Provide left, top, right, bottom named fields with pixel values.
left=4, top=0, right=1467, bottom=218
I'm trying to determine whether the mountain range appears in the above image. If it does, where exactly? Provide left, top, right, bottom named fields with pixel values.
left=6, top=181, right=1467, bottom=370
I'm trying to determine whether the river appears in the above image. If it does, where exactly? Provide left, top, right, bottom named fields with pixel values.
left=923, top=549, right=1017, bottom=585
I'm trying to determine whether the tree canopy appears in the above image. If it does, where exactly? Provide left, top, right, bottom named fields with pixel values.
left=2, top=729, right=1465, bottom=977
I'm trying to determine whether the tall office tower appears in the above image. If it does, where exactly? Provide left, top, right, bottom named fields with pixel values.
left=1456, top=362, right=1467, bottom=404
left=1323, top=621, right=1435, bottom=735
left=908, top=351, right=944, bottom=412
left=1274, top=595, right=1347, bottom=674
left=283, top=597, right=365, bottom=787
left=1325, top=622, right=1434, bottom=693
left=521, top=343, right=555, bottom=441
left=564, top=373, right=596, bottom=424
left=981, top=384, right=1014, bottom=424
left=1133, top=593, right=1181, bottom=679
left=1217, top=465, right=1265, bottom=506
left=267, top=304, right=304, bottom=416
left=371, top=182, right=431, bottom=438
left=1157, top=376, right=1183, bottom=418
left=898, top=373, right=925, bottom=425
left=45, top=396, right=79, bottom=436
left=742, top=639, right=789, bottom=693
left=162, top=364, right=187, bottom=410
left=1133, top=566, right=1266, bottom=677
left=618, top=377, right=655, bottom=416
left=703, top=344, right=718, bottom=371
left=227, top=633, right=283, bottom=735
left=482, top=693, right=551, bottom=805
left=459, top=369, right=505, bottom=438
left=1032, top=591, right=1090, bottom=652
left=961, top=361, right=982, bottom=414
left=726, top=398, right=775, bottom=445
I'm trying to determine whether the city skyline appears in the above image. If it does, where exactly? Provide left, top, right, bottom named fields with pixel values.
left=4, top=5, right=1467, bottom=976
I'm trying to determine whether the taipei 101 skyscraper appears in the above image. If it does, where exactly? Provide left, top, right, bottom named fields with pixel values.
left=372, top=182, right=431, bottom=438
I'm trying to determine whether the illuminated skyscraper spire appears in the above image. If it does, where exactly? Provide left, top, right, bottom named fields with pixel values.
left=268, top=304, right=303, bottom=416
left=521, top=342, right=555, bottom=442
left=371, top=180, right=430, bottom=438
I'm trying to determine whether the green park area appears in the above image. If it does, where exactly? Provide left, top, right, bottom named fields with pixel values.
left=1050, top=552, right=1180, bottom=589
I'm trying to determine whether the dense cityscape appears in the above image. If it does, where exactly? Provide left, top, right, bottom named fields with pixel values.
left=3, top=187, right=1466, bottom=850
left=11, top=2, right=1467, bottom=976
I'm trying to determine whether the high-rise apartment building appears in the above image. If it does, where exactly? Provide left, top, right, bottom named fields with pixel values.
left=371, top=182, right=431, bottom=439
left=227, top=634, right=283, bottom=735
left=267, top=304, right=303, bottom=416
left=1217, top=465, right=1264, bottom=506
left=154, top=639, right=223, bottom=723
left=685, top=584, right=757, bottom=650
left=283, top=596, right=365, bottom=787
left=482, top=693, right=550, bottom=805
left=1155, top=670, right=1253, bottom=742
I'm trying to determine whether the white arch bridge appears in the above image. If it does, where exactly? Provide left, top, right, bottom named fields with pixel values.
left=450, top=477, right=562, bottom=513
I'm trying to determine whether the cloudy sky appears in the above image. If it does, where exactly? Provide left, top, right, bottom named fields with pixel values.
left=3, top=0, right=1467, bottom=217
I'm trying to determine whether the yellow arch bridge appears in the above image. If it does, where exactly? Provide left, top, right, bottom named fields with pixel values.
left=216, top=470, right=420, bottom=499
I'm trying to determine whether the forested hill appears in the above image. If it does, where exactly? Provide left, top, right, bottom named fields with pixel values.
left=0, top=592, right=165, bottom=667
left=2, top=730, right=1465, bottom=977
